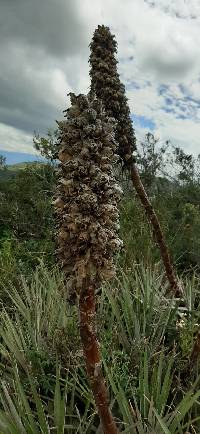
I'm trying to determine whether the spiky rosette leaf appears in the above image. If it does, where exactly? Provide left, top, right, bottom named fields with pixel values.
left=89, top=25, right=136, bottom=166
left=54, top=93, right=122, bottom=297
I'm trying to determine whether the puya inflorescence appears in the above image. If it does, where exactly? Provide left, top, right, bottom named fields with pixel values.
left=54, top=92, right=122, bottom=298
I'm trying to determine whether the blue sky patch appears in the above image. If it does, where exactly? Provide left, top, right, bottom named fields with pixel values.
left=165, top=97, right=173, bottom=105
left=132, top=114, right=156, bottom=130
left=0, top=150, right=42, bottom=165
left=126, top=80, right=141, bottom=90
left=158, top=84, right=169, bottom=95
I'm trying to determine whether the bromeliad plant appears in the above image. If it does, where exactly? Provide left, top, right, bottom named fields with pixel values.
left=89, top=25, right=182, bottom=297
left=0, top=265, right=200, bottom=433
left=55, top=93, right=122, bottom=433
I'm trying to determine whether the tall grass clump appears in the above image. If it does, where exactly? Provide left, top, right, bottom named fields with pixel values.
left=0, top=265, right=200, bottom=432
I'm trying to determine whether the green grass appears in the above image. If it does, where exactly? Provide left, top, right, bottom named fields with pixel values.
left=0, top=263, right=200, bottom=432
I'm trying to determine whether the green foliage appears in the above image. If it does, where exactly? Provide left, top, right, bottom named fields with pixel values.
left=137, top=133, right=168, bottom=193
left=115, top=135, right=200, bottom=274
left=0, top=162, right=55, bottom=293
left=0, top=162, right=55, bottom=238
left=0, top=365, right=95, bottom=433
left=0, top=155, right=6, bottom=170
left=33, top=129, right=59, bottom=162
left=0, top=265, right=200, bottom=432
left=156, top=183, right=200, bottom=271
left=0, top=266, right=80, bottom=381
left=173, top=146, right=195, bottom=182
left=1, top=135, right=200, bottom=431
left=120, top=197, right=156, bottom=268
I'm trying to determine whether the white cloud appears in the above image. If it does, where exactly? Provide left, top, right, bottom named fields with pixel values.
left=154, top=116, right=200, bottom=156
left=128, top=83, right=200, bottom=156
left=0, top=123, right=35, bottom=154
left=0, top=0, right=200, bottom=156
left=144, top=0, right=200, bottom=19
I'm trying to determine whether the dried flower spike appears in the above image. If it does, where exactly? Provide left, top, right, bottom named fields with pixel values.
left=55, top=93, right=121, bottom=434
left=89, top=24, right=136, bottom=167
left=55, top=93, right=122, bottom=296
left=89, top=25, right=182, bottom=297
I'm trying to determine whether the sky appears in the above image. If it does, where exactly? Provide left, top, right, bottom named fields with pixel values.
left=0, top=0, right=200, bottom=164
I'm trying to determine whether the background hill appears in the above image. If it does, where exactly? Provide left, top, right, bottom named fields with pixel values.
left=0, top=161, right=45, bottom=180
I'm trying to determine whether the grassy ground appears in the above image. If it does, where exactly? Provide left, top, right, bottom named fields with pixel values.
left=0, top=161, right=200, bottom=432
left=0, top=262, right=200, bottom=433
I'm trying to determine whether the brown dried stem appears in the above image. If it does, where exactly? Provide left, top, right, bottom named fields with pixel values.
left=79, top=283, right=118, bottom=434
left=130, top=163, right=182, bottom=296
left=189, top=329, right=200, bottom=368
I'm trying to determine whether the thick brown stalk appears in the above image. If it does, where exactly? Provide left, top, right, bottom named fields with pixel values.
left=181, top=329, right=200, bottom=379
left=189, top=329, right=200, bottom=367
left=79, top=284, right=118, bottom=434
left=130, top=162, right=183, bottom=297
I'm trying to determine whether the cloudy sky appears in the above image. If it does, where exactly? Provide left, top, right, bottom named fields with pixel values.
left=0, top=0, right=200, bottom=163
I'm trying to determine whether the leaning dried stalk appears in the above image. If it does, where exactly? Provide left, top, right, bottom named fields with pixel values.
left=89, top=25, right=182, bottom=296
left=55, top=93, right=121, bottom=433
